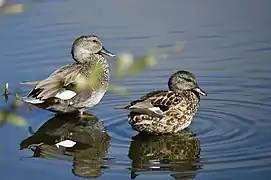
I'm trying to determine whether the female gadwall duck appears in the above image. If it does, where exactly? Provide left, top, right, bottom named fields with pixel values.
left=23, top=35, right=115, bottom=115
left=119, top=70, right=207, bottom=135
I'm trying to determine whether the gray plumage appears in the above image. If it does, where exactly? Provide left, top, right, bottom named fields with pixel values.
left=20, top=113, right=110, bottom=178
left=23, top=35, right=115, bottom=114
left=120, top=70, right=207, bottom=135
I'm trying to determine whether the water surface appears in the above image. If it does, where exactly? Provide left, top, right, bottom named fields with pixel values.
left=0, top=0, right=271, bottom=179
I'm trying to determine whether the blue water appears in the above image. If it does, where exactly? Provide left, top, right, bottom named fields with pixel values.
left=0, top=0, right=271, bottom=179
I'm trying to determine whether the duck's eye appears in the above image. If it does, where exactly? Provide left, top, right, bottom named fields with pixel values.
left=92, top=39, right=98, bottom=43
left=183, top=78, right=192, bottom=82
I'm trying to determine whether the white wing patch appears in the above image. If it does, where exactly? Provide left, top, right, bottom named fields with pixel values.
left=55, top=90, right=77, bottom=100
left=55, top=140, right=76, bottom=148
left=148, top=107, right=164, bottom=116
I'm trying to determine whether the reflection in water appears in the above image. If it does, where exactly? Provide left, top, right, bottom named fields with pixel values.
left=128, top=129, right=201, bottom=179
left=20, top=113, right=110, bottom=178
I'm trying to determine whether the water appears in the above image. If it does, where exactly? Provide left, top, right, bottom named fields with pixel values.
left=0, top=0, right=271, bottom=179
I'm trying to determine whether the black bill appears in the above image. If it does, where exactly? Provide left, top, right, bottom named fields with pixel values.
left=99, top=47, right=115, bottom=57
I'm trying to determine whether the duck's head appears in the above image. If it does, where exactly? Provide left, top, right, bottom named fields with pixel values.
left=168, top=70, right=207, bottom=96
left=71, top=35, right=115, bottom=62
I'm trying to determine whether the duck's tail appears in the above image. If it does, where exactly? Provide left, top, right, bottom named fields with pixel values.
left=22, top=97, right=44, bottom=104
left=20, top=80, right=40, bottom=85
left=114, top=106, right=130, bottom=110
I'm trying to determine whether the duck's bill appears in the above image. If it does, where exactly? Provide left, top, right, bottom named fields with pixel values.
left=100, top=47, right=115, bottom=57
left=194, top=87, right=207, bottom=96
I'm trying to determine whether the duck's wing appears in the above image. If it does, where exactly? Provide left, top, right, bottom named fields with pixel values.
left=21, top=64, right=76, bottom=85
left=24, top=64, right=82, bottom=104
left=122, top=90, right=183, bottom=117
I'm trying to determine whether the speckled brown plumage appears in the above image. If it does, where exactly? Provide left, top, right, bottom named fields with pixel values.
left=121, top=70, right=207, bottom=135
left=128, top=90, right=200, bottom=134
left=128, top=129, right=201, bottom=179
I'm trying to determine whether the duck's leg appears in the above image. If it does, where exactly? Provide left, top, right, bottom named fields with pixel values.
left=79, top=110, right=84, bottom=117
left=77, top=109, right=96, bottom=119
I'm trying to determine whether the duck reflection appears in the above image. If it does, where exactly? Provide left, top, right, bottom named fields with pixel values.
left=128, top=129, right=201, bottom=179
left=20, top=113, right=110, bottom=178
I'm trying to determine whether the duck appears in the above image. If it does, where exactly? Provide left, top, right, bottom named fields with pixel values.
left=20, top=112, right=110, bottom=178
left=118, top=70, right=207, bottom=135
left=23, top=35, right=115, bottom=115
left=128, top=129, right=201, bottom=179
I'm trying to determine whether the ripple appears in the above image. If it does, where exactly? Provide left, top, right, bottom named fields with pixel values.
left=103, top=112, right=132, bottom=149
left=247, top=46, right=271, bottom=52
left=193, top=95, right=271, bottom=173
left=101, top=72, right=271, bottom=175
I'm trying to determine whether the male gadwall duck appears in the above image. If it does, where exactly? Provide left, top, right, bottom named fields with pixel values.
left=119, top=70, right=207, bottom=135
left=23, top=35, right=115, bottom=115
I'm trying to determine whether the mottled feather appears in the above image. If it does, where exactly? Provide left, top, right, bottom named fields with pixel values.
left=121, top=70, right=206, bottom=135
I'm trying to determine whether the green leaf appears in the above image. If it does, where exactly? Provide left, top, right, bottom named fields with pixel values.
left=7, top=113, right=26, bottom=127
left=76, top=63, right=104, bottom=91
left=0, top=112, right=26, bottom=127
left=114, top=53, right=134, bottom=77
left=108, top=84, right=130, bottom=95
left=113, top=50, right=157, bottom=78
left=1, top=4, right=27, bottom=14
left=15, top=93, right=21, bottom=100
